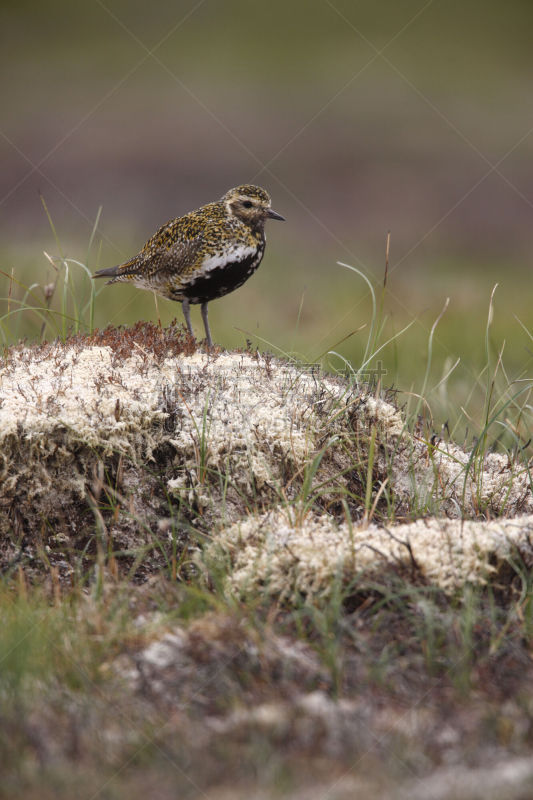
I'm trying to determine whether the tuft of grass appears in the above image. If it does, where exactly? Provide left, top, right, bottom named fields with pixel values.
left=331, top=259, right=532, bottom=526
left=0, top=201, right=101, bottom=344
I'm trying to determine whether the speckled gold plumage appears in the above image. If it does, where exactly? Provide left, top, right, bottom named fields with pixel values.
left=93, top=185, right=284, bottom=347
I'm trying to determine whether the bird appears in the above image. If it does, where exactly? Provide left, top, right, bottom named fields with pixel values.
left=92, top=184, right=285, bottom=347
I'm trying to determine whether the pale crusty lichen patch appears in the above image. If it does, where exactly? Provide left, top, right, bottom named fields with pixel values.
left=211, top=510, right=533, bottom=599
left=0, top=346, right=321, bottom=465
left=0, top=345, right=162, bottom=450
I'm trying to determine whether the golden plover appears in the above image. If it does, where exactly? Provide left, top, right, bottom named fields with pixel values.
left=93, top=184, right=284, bottom=347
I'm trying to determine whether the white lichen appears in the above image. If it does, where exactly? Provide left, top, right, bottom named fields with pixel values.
left=212, top=509, right=533, bottom=599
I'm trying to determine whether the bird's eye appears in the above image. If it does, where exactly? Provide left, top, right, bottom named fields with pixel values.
left=242, top=200, right=253, bottom=208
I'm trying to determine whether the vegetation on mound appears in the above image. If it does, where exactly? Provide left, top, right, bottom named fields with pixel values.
left=1, top=323, right=531, bottom=589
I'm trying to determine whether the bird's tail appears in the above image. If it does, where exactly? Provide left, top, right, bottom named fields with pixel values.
left=92, top=258, right=139, bottom=283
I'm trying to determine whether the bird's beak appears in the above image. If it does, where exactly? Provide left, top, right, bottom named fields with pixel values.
left=266, top=208, right=285, bottom=221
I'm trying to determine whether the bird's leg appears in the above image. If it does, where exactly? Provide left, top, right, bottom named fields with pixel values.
left=182, top=298, right=194, bottom=338
left=153, top=291, right=163, bottom=333
left=201, top=302, right=213, bottom=349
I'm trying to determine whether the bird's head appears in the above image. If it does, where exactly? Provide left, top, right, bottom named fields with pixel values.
left=222, top=185, right=285, bottom=228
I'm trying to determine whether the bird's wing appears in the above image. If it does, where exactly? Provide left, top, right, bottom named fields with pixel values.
left=137, top=213, right=207, bottom=277
left=94, top=206, right=228, bottom=282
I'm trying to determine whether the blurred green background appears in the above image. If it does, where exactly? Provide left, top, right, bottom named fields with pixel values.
left=2, top=0, right=533, bottom=440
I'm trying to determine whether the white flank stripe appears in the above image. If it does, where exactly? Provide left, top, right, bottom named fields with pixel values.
left=200, top=244, right=258, bottom=273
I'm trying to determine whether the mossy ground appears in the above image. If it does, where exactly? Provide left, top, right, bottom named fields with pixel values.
left=1, top=324, right=532, bottom=799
